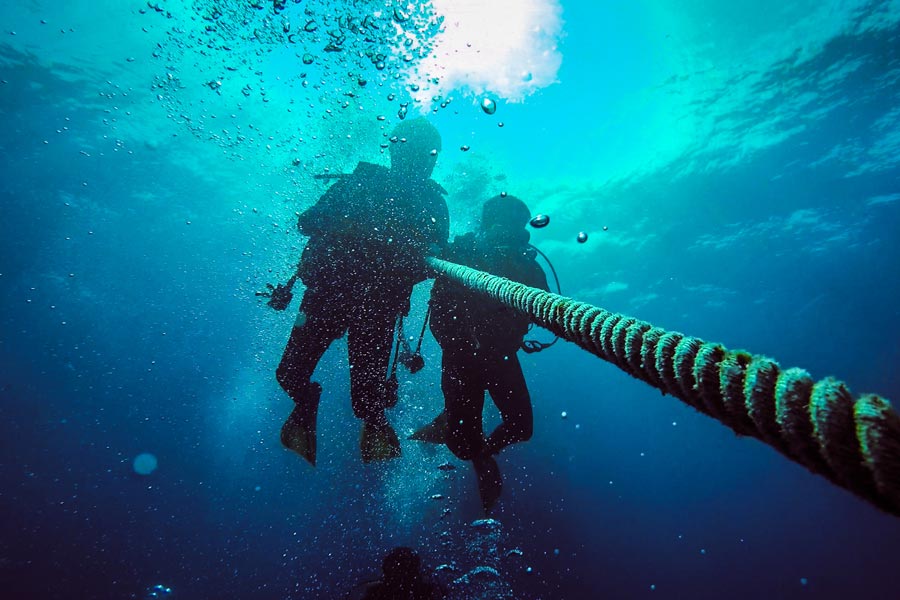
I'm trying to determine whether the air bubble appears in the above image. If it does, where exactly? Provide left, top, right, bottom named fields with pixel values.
left=529, top=214, right=550, bottom=228
left=133, top=453, right=158, bottom=475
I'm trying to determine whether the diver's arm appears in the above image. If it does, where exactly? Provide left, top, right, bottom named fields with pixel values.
left=432, top=196, right=450, bottom=251
left=427, top=277, right=455, bottom=348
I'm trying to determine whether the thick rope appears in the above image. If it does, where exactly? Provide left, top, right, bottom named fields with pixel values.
left=427, top=257, right=900, bottom=517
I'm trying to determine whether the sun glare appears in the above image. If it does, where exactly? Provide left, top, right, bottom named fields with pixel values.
left=410, top=0, right=563, bottom=102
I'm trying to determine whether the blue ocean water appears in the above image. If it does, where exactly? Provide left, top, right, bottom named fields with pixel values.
left=1, top=1, right=899, bottom=598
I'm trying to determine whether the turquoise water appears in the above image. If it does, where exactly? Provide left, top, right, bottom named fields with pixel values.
left=2, top=1, right=899, bottom=598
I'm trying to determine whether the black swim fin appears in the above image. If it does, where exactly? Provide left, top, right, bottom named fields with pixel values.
left=280, top=383, right=321, bottom=466
left=408, top=411, right=448, bottom=444
left=360, top=421, right=402, bottom=463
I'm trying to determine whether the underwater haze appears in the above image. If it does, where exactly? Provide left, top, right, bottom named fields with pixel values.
left=2, top=0, right=900, bottom=598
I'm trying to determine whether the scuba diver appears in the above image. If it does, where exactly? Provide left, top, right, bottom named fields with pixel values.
left=269, top=118, right=449, bottom=466
left=411, top=195, right=549, bottom=511
left=350, top=547, right=444, bottom=600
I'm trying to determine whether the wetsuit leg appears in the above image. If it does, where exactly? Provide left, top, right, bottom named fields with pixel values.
left=443, top=353, right=487, bottom=461
left=484, top=354, right=533, bottom=456
left=276, top=287, right=348, bottom=402
left=346, top=300, right=397, bottom=425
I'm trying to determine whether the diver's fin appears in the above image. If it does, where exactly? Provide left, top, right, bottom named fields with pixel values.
left=360, top=421, right=402, bottom=463
left=281, top=408, right=316, bottom=466
left=408, top=411, right=448, bottom=444
left=281, top=408, right=317, bottom=466
left=473, top=453, right=503, bottom=513
left=280, top=383, right=321, bottom=466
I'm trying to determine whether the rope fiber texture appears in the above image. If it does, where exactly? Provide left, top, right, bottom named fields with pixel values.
left=427, top=257, right=900, bottom=517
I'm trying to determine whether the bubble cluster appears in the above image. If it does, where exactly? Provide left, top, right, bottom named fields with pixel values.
left=144, top=584, right=172, bottom=599
left=144, top=0, right=447, bottom=171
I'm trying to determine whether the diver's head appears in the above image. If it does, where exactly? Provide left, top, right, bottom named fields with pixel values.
left=480, top=194, right=532, bottom=246
left=381, top=546, right=421, bottom=588
left=388, top=118, right=441, bottom=180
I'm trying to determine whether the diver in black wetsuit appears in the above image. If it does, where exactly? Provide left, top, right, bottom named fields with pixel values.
left=412, top=195, right=549, bottom=510
left=274, top=118, right=449, bottom=466
left=356, top=547, right=444, bottom=600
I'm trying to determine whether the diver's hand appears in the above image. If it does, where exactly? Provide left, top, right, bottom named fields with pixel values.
left=256, top=283, right=294, bottom=311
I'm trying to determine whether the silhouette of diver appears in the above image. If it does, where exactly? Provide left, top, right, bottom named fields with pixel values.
left=411, top=195, right=549, bottom=511
left=273, top=118, right=449, bottom=465
left=352, top=547, right=444, bottom=600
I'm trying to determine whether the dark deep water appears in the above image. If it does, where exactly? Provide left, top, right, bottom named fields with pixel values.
left=1, top=1, right=899, bottom=598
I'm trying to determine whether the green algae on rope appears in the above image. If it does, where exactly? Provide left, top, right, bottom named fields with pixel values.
left=426, top=256, right=900, bottom=517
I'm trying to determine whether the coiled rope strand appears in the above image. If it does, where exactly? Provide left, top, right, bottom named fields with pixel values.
left=426, top=257, right=900, bottom=517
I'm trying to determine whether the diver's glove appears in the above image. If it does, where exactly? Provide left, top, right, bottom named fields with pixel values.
left=256, top=282, right=294, bottom=311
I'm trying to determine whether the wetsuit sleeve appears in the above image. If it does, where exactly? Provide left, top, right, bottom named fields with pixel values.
left=429, top=277, right=479, bottom=351
left=428, top=236, right=475, bottom=350
left=429, top=190, right=450, bottom=252
left=402, top=184, right=449, bottom=284
left=428, top=276, right=454, bottom=347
